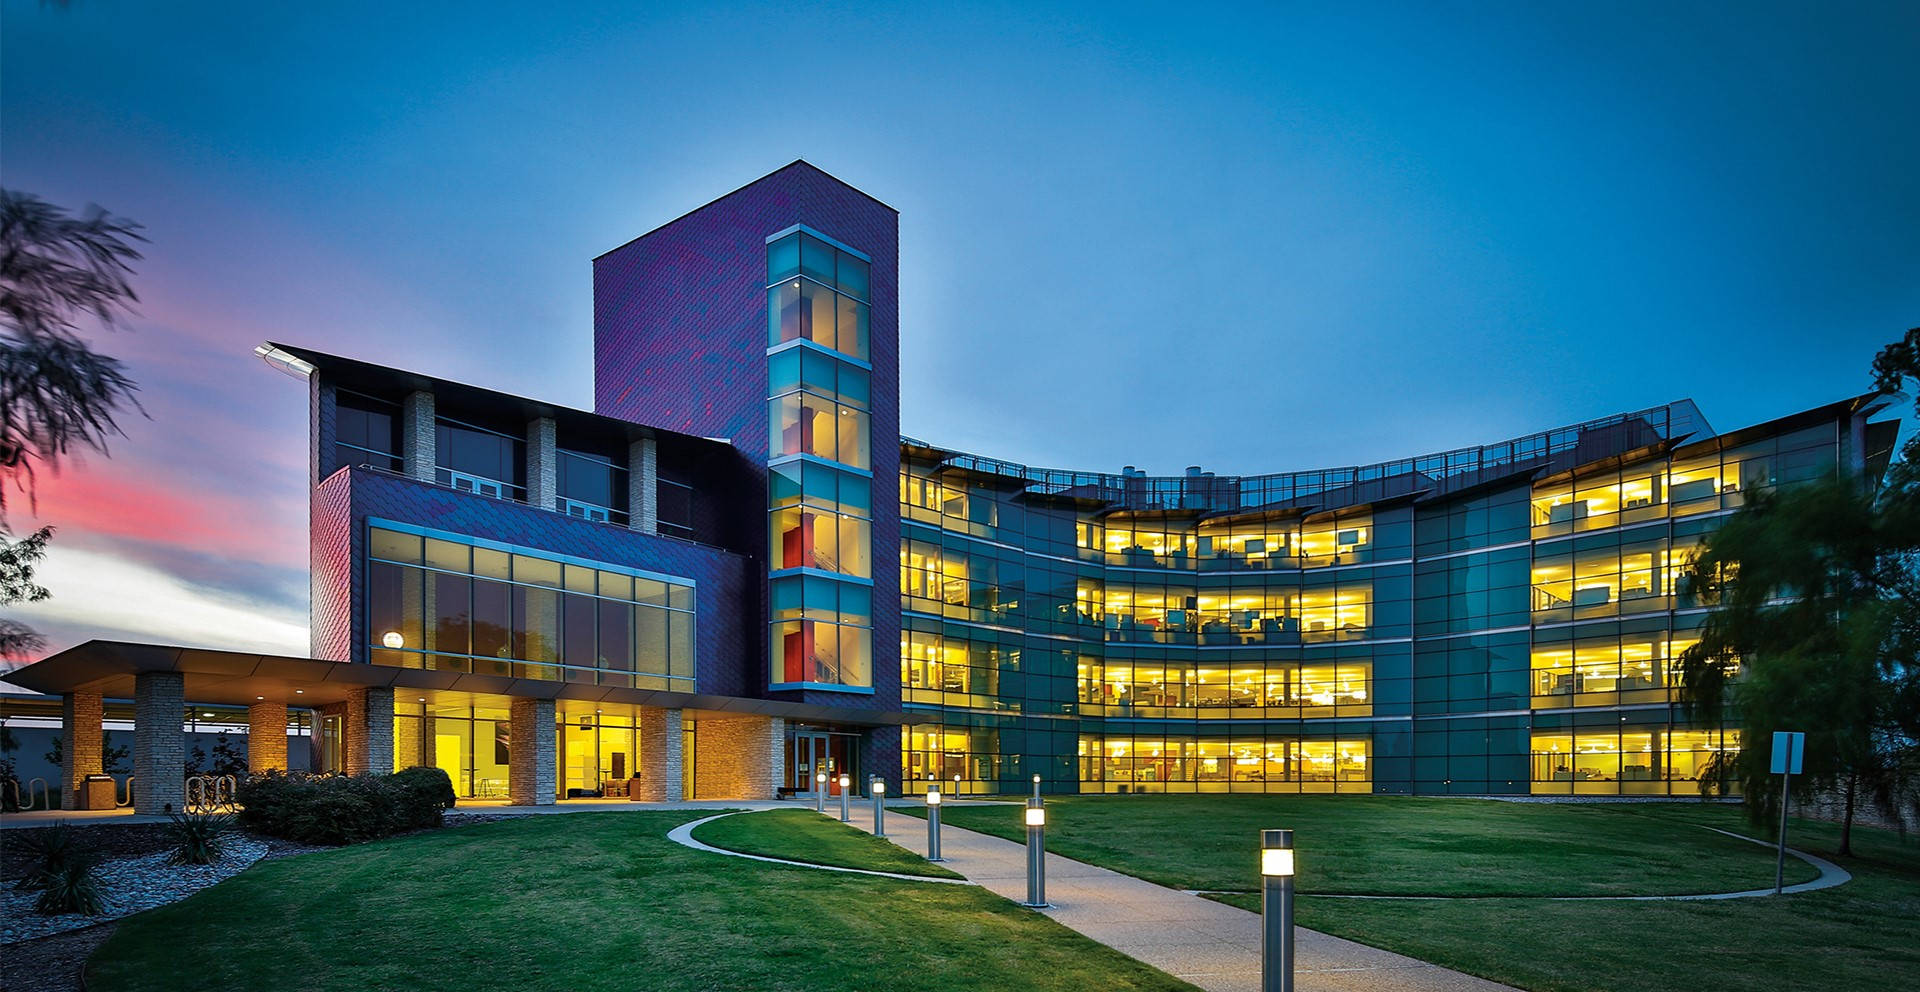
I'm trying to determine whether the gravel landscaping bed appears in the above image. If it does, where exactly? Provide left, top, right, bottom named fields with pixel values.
left=0, top=824, right=177, bottom=883
left=1, top=836, right=269, bottom=945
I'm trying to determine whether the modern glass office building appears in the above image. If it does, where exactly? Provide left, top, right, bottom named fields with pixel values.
left=898, top=398, right=1893, bottom=797
left=3, top=161, right=1897, bottom=810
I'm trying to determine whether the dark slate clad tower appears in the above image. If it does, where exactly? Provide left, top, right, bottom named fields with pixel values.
left=594, top=162, right=903, bottom=784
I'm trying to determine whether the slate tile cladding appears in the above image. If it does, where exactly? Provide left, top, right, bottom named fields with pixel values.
left=592, top=161, right=902, bottom=716
left=312, top=465, right=761, bottom=698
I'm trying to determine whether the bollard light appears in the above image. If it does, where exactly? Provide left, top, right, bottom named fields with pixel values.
left=872, top=777, right=887, bottom=838
left=1260, top=829, right=1296, bottom=992
left=1032, top=772, right=1042, bottom=800
left=815, top=772, right=826, bottom=813
left=838, top=774, right=851, bottom=822
left=926, top=785, right=945, bottom=861
left=1022, top=796, right=1049, bottom=907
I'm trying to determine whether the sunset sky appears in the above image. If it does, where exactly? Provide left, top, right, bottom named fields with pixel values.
left=3, top=1, right=1916, bottom=665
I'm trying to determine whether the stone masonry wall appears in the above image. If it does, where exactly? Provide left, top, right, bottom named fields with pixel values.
left=692, top=714, right=781, bottom=800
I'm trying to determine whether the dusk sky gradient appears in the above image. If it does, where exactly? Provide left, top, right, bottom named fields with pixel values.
left=2, top=0, right=1916, bottom=665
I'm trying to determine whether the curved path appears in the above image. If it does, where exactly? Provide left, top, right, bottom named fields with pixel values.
left=665, top=809, right=971, bottom=884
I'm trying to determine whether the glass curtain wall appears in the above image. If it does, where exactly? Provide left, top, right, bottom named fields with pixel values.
left=767, top=229, right=874, bottom=691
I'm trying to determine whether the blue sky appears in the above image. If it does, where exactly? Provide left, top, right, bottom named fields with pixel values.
left=2, top=0, right=1915, bottom=659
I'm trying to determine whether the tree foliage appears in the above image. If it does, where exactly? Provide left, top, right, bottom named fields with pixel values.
left=0, top=189, right=146, bottom=658
left=0, top=523, right=52, bottom=657
left=1678, top=327, right=1920, bottom=854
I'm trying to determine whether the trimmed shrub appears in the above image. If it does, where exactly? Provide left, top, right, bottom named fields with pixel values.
left=165, top=810, right=235, bottom=865
left=35, top=856, right=104, bottom=916
left=236, top=768, right=454, bottom=846
left=389, top=766, right=457, bottom=829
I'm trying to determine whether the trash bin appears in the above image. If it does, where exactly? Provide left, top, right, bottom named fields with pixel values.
left=83, top=774, right=117, bottom=810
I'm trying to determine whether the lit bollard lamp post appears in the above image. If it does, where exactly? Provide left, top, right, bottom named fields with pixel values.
left=815, top=772, right=826, bottom=814
left=1022, top=797, right=1049, bottom=908
left=926, top=785, right=945, bottom=861
left=838, top=774, right=851, bottom=822
left=1261, top=829, right=1296, bottom=992
left=872, top=777, right=887, bottom=837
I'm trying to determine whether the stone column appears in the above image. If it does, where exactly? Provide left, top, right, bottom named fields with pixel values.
left=629, top=437, right=658, bottom=534
left=768, top=717, right=787, bottom=799
left=526, top=417, right=558, bottom=510
left=345, top=686, right=395, bottom=777
left=247, top=702, right=289, bottom=773
left=402, top=390, right=436, bottom=482
left=395, top=710, right=424, bottom=770
left=60, top=692, right=104, bottom=810
left=133, top=672, right=185, bottom=815
left=508, top=697, right=557, bottom=806
left=637, top=707, right=683, bottom=801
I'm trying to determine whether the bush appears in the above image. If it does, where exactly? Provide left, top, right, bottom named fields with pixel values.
left=35, top=856, right=104, bottom=916
left=389, top=766, right=457, bottom=829
left=165, top=810, right=234, bottom=865
left=14, top=822, right=85, bottom=891
left=236, top=768, right=455, bottom=846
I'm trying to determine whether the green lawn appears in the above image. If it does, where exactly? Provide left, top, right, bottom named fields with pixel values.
left=1212, top=806, right=1920, bottom=992
left=916, top=796, right=1815, bottom=895
left=918, top=796, right=1919, bottom=992
left=87, top=811, right=1197, bottom=992
left=691, top=808, right=963, bottom=878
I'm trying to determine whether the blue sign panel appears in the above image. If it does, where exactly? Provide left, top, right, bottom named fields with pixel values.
left=1771, top=731, right=1805, bottom=775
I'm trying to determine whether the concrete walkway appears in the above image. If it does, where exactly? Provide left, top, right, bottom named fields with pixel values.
left=666, top=810, right=972, bottom=884
left=845, top=802, right=1517, bottom=992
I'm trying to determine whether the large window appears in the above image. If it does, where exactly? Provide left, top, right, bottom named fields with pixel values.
left=1530, top=728, right=1739, bottom=796
left=1082, top=735, right=1371, bottom=794
left=366, top=525, right=695, bottom=690
left=434, top=419, right=526, bottom=500
left=334, top=390, right=401, bottom=473
left=557, top=449, right=628, bottom=523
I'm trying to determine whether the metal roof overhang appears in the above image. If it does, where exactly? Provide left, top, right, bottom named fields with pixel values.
left=2, top=641, right=905, bottom=727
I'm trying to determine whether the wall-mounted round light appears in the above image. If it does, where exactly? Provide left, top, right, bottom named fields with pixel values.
left=382, top=631, right=405, bottom=649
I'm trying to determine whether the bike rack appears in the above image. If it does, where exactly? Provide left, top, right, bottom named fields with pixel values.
left=184, top=774, right=241, bottom=813
left=117, top=775, right=136, bottom=808
left=26, top=777, right=50, bottom=810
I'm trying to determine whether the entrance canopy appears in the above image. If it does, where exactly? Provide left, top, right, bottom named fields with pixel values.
left=2, top=640, right=907, bottom=727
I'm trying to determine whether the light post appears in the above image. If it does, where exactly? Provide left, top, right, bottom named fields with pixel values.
left=926, top=785, right=945, bottom=861
left=1261, top=829, right=1295, bottom=992
left=872, top=777, right=887, bottom=837
left=838, top=774, right=851, bottom=822
left=815, top=772, right=826, bottom=813
left=1022, top=797, right=1049, bottom=908
left=1032, top=772, right=1042, bottom=800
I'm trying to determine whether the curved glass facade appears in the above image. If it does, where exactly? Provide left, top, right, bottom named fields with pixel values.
left=900, top=408, right=1853, bottom=796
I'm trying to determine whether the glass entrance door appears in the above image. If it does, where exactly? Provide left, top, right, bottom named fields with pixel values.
left=793, top=733, right=831, bottom=795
